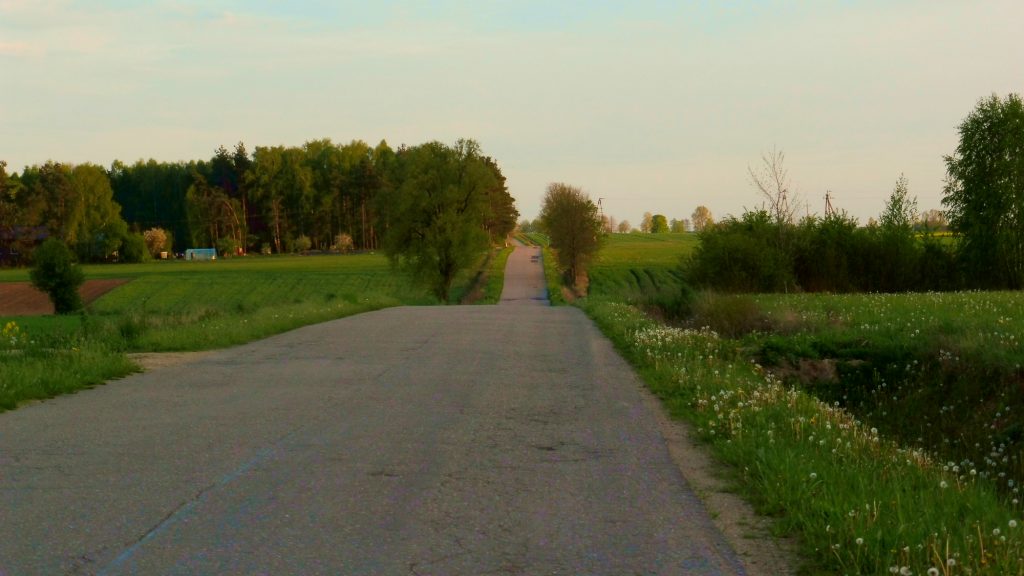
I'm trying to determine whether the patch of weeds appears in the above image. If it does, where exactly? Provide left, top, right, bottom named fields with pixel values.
left=691, top=292, right=770, bottom=337
left=117, top=312, right=149, bottom=343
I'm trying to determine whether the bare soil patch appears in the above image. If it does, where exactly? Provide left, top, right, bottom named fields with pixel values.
left=0, top=279, right=129, bottom=316
left=128, top=351, right=213, bottom=371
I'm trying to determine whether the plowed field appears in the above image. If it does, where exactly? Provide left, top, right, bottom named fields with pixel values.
left=0, top=279, right=129, bottom=316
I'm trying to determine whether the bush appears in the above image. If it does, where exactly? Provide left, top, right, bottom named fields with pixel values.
left=688, top=211, right=794, bottom=292
left=691, top=292, right=769, bottom=337
left=216, top=236, right=240, bottom=258
left=120, top=233, right=148, bottom=263
left=29, top=239, right=85, bottom=314
left=294, top=235, right=312, bottom=253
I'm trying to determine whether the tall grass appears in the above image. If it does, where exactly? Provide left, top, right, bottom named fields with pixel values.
left=747, top=291, right=1024, bottom=493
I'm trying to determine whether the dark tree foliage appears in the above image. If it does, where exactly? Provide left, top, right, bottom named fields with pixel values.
left=378, top=139, right=497, bottom=302
left=11, top=136, right=518, bottom=271
left=943, top=93, right=1024, bottom=289
left=539, top=183, right=603, bottom=287
left=30, top=238, right=84, bottom=314
left=109, top=159, right=193, bottom=252
left=688, top=210, right=793, bottom=293
left=120, top=232, right=148, bottom=263
left=689, top=209, right=960, bottom=294
left=791, top=212, right=860, bottom=292
left=480, top=156, right=518, bottom=243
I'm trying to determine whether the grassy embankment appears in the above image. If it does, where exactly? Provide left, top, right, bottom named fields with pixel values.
left=582, top=233, right=1024, bottom=575
left=0, top=250, right=502, bottom=410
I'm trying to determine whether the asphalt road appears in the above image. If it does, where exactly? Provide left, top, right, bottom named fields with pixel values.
left=0, top=245, right=745, bottom=575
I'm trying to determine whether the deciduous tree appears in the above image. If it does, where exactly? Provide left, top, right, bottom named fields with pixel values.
left=650, top=214, right=669, bottom=233
left=379, top=139, right=497, bottom=302
left=943, top=93, right=1024, bottom=288
left=539, top=183, right=603, bottom=287
left=749, top=147, right=800, bottom=225
left=640, top=212, right=653, bottom=233
left=691, top=205, right=714, bottom=232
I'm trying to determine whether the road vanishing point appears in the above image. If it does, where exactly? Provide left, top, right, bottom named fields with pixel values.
left=0, top=242, right=747, bottom=575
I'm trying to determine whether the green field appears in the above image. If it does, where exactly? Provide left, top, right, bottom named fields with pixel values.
left=0, top=252, right=500, bottom=410
left=586, top=233, right=697, bottom=299
left=580, top=234, right=1024, bottom=575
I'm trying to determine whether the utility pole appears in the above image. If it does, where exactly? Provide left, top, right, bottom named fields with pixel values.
left=825, top=191, right=835, bottom=217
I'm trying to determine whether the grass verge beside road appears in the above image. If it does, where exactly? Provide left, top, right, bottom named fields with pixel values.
left=582, top=298, right=1023, bottom=575
left=479, top=246, right=514, bottom=304
left=580, top=234, right=1024, bottom=573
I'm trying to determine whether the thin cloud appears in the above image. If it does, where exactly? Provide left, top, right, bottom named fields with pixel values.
left=0, top=40, right=39, bottom=56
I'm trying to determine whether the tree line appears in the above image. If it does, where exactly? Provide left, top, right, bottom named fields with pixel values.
left=0, top=138, right=517, bottom=276
left=690, top=93, right=1024, bottom=292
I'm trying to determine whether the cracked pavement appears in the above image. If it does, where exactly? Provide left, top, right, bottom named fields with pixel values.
left=0, top=245, right=745, bottom=575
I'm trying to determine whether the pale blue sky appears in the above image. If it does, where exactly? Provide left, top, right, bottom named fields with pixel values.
left=2, top=1, right=1021, bottom=225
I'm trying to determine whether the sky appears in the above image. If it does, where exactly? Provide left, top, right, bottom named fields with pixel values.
left=2, top=1, right=1022, bottom=226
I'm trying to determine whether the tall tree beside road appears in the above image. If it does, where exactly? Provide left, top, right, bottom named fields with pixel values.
left=539, top=183, right=603, bottom=287
left=691, top=205, right=714, bottom=232
left=480, top=155, right=518, bottom=244
left=943, top=93, right=1024, bottom=288
left=379, top=139, right=497, bottom=302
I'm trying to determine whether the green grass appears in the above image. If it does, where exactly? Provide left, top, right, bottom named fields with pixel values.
left=478, top=246, right=514, bottom=304
left=587, top=233, right=697, bottom=300
left=0, top=253, right=440, bottom=410
left=539, top=247, right=565, bottom=306
left=744, top=291, right=1024, bottom=490
left=583, top=299, right=1024, bottom=575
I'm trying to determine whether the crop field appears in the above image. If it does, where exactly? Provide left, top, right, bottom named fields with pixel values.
left=581, top=235, right=1024, bottom=574
left=586, top=233, right=697, bottom=300
left=0, top=253, right=458, bottom=410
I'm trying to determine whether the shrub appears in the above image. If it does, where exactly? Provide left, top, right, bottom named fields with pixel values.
left=29, top=239, right=85, bottom=314
left=215, top=236, right=240, bottom=258
left=294, top=235, right=312, bottom=253
left=690, top=291, right=769, bottom=337
left=688, top=210, right=794, bottom=292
